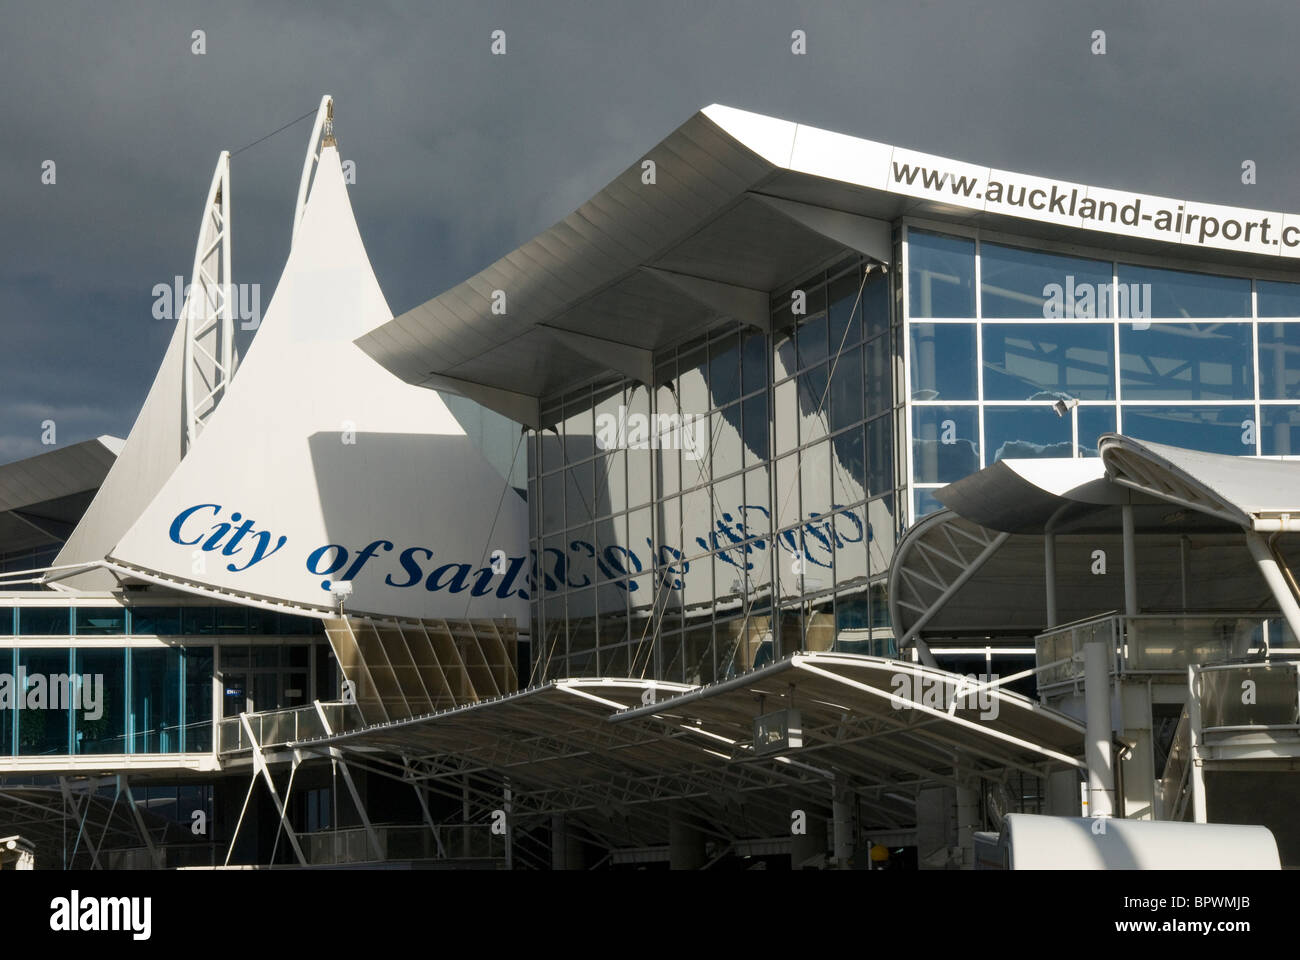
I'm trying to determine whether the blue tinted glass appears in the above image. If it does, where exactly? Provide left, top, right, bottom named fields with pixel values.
left=981, top=244, right=1113, bottom=319
left=910, top=323, right=976, bottom=400
left=185, top=647, right=214, bottom=752
left=17, top=648, right=71, bottom=755
left=742, top=393, right=769, bottom=463
left=131, top=647, right=182, bottom=753
left=983, top=323, right=1115, bottom=400
left=915, top=488, right=946, bottom=519
left=1078, top=406, right=1117, bottom=457
left=1259, top=280, right=1300, bottom=318
left=130, top=607, right=181, bottom=635
left=1120, top=323, right=1253, bottom=399
left=0, top=610, right=10, bottom=636
left=863, top=270, right=890, bottom=339
left=867, top=416, right=893, bottom=496
left=1259, top=322, right=1300, bottom=399
left=828, top=271, right=863, bottom=350
left=73, top=648, right=126, bottom=754
left=829, top=346, right=863, bottom=431
left=912, top=405, right=979, bottom=483
left=798, top=312, right=828, bottom=369
left=741, top=332, right=766, bottom=396
left=709, top=334, right=740, bottom=406
left=865, top=335, right=891, bottom=417
left=1116, top=264, right=1249, bottom=318
left=1123, top=405, right=1255, bottom=455
left=908, top=231, right=975, bottom=317
left=984, top=406, right=1072, bottom=461
left=1261, top=407, right=1300, bottom=456
left=832, top=426, right=865, bottom=504
left=75, top=607, right=125, bottom=636
left=18, top=608, right=69, bottom=636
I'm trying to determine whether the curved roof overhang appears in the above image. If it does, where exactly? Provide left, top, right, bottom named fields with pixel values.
left=1100, top=434, right=1300, bottom=532
left=359, top=106, right=1300, bottom=425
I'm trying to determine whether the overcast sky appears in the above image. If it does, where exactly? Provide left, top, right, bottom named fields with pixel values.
left=3, top=0, right=1298, bottom=462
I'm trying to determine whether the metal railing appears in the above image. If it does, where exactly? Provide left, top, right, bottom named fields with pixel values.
left=217, top=701, right=365, bottom=755
left=1195, top=660, right=1300, bottom=735
left=1035, top=613, right=1289, bottom=693
left=302, top=823, right=506, bottom=866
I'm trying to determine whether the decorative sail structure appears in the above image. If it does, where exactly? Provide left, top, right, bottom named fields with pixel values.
left=48, top=154, right=234, bottom=591
left=59, top=99, right=529, bottom=621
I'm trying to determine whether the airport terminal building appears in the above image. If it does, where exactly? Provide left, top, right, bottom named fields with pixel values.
left=4, top=100, right=1300, bottom=869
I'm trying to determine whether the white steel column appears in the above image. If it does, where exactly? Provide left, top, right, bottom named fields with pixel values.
left=1084, top=635, right=1116, bottom=817
left=1246, top=532, right=1300, bottom=642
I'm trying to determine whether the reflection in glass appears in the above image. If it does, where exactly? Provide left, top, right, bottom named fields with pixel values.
left=1119, top=323, right=1253, bottom=400
left=828, top=271, right=863, bottom=350
left=829, top=346, right=863, bottom=431
left=1117, top=264, right=1249, bottom=318
left=74, top=648, right=126, bottom=754
left=797, top=363, right=830, bottom=445
left=18, top=607, right=69, bottom=636
left=742, top=332, right=767, bottom=396
left=865, top=334, right=891, bottom=417
left=914, top=488, right=946, bottom=520
left=981, top=243, right=1113, bottom=319
left=832, top=425, right=866, bottom=505
left=912, top=405, right=979, bottom=483
left=1123, top=405, right=1255, bottom=455
left=1259, top=323, right=1300, bottom=399
left=709, top=334, right=741, bottom=406
left=908, top=230, right=976, bottom=317
left=910, top=323, right=976, bottom=400
left=982, top=322, right=1114, bottom=400
left=867, top=416, right=893, bottom=496
left=1077, top=405, right=1117, bottom=457
left=17, top=648, right=69, bottom=755
left=1261, top=406, right=1300, bottom=456
left=1258, top=280, right=1300, bottom=318
left=984, top=406, right=1072, bottom=461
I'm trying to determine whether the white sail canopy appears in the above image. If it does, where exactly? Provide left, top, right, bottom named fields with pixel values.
left=105, top=146, right=529, bottom=621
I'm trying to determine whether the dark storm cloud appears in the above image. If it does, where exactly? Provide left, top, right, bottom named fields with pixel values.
left=2, top=0, right=1298, bottom=460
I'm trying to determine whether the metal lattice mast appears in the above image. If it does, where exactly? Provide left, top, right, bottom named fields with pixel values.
left=181, top=150, right=234, bottom=455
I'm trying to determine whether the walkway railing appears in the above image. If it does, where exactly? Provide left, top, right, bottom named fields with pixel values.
left=217, top=701, right=365, bottom=755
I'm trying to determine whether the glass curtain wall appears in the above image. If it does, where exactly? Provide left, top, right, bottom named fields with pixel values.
left=905, top=226, right=1300, bottom=519
left=529, top=253, right=902, bottom=684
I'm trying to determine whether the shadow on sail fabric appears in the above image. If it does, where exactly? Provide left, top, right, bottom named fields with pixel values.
left=108, top=147, right=529, bottom=621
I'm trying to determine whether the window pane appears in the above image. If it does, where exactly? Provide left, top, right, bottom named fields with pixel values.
left=0, top=650, right=10, bottom=754
left=74, top=648, right=126, bottom=754
left=17, top=648, right=70, bottom=755
left=865, top=334, right=892, bottom=418
left=185, top=647, right=214, bottom=752
left=828, top=271, right=863, bottom=350
left=797, top=363, right=830, bottom=445
left=1078, top=406, right=1117, bottom=457
left=908, top=231, right=975, bottom=317
left=984, top=406, right=1073, bottom=461
left=914, top=488, right=946, bottom=519
left=829, top=346, right=863, bottom=431
left=1119, top=323, right=1254, bottom=400
left=1258, top=280, right=1300, bottom=318
left=1259, top=322, right=1300, bottom=399
left=798, top=312, right=828, bottom=369
left=709, top=334, right=741, bottom=406
left=742, top=393, right=769, bottom=466
left=18, top=607, right=69, bottom=636
left=832, top=425, right=866, bottom=505
left=73, top=607, right=125, bottom=636
left=1261, top=406, right=1300, bottom=456
left=131, top=647, right=182, bottom=753
left=910, top=323, right=976, bottom=400
left=981, top=243, right=1113, bottom=319
left=1123, top=405, right=1255, bottom=455
left=1116, top=264, right=1249, bottom=318
left=741, top=332, right=767, bottom=396
left=801, top=441, right=832, bottom=519
left=983, top=322, right=1115, bottom=400
left=863, top=270, right=890, bottom=340
left=912, top=405, right=979, bottom=483
left=867, top=415, right=893, bottom=496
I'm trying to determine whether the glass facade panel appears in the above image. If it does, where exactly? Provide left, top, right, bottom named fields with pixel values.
left=75, top=607, right=126, bottom=635
left=981, top=243, right=1113, bottom=318
left=1117, top=263, right=1250, bottom=318
left=73, top=647, right=126, bottom=754
left=1078, top=405, right=1118, bottom=457
left=18, top=607, right=70, bottom=636
left=984, top=405, right=1073, bottom=461
left=912, top=405, right=979, bottom=483
left=1120, top=323, right=1253, bottom=399
left=982, top=322, right=1114, bottom=400
left=1123, top=405, right=1256, bottom=455
left=1259, top=280, right=1300, bottom=318
left=1259, top=322, right=1300, bottom=399
left=910, top=323, right=976, bottom=400
left=17, top=648, right=70, bottom=755
left=131, top=647, right=182, bottom=753
left=1261, top=406, right=1300, bottom=456
left=908, top=230, right=975, bottom=317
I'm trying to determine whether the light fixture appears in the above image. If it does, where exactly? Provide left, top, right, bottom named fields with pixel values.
left=1053, top=396, right=1079, bottom=418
